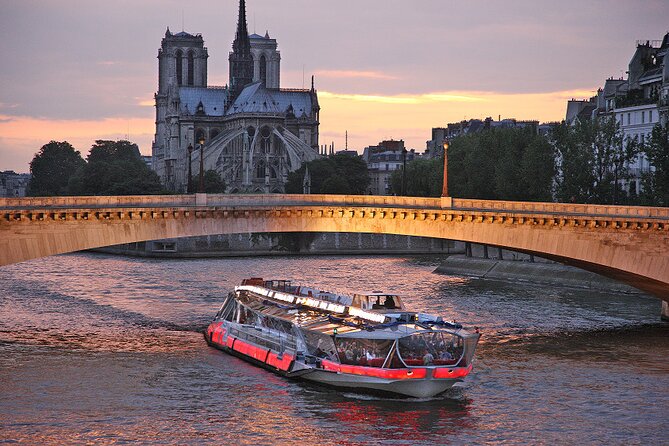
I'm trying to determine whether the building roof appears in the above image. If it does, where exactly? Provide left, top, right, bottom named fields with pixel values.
left=639, top=67, right=663, bottom=84
left=249, top=33, right=265, bottom=39
left=227, top=82, right=313, bottom=116
left=179, top=87, right=229, bottom=117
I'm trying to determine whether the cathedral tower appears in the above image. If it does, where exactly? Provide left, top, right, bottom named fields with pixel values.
left=229, top=0, right=254, bottom=100
left=153, top=28, right=209, bottom=188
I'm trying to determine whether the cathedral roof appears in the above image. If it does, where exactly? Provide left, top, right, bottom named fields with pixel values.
left=227, top=82, right=314, bottom=116
left=179, top=87, right=228, bottom=117
left=249, top=33, right=266, bottom=39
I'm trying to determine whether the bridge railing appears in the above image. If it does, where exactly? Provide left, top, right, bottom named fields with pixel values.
left=1, top=194, right=668, bottom=219
left=450, top=198, right=669, bottom=218
left=0, top=194, right=442, bottom=210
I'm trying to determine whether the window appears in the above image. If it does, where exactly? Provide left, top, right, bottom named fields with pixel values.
left=398, top=332, right=465, bottom=367
left=255, top=161, right=266, bottom=179
left=641, top=111, right=645, bottom=124
left=649, top=110, right=654, bottom=122
left=187, top=51, right=195, bottom=86
left=175, top=50, right=183, bottom=85
left=335, top=338, right=394, bottom=367
left=627, top=113, right=631, bottom=125
left=259, top=54, right=267, bottom=86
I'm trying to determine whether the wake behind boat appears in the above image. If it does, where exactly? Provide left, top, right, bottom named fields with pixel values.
left=205, top=278, right=481, bottom=398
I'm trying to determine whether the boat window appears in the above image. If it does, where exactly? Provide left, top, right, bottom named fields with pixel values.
left=237, top=304, right=259, bottom=326
left=335, top=338, right=394, bottom=368
left=370, top=295, right=400, bottom=310
left=301, top=329, right=338, bottom=361
left=218, top=294, right=237, bottom=321
left=397, top=332, right=464, bottom=367
left=262, top=315, right=295, bottom=335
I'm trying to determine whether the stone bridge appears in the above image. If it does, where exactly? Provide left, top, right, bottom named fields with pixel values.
left=1, top=194, right=668, bottom=317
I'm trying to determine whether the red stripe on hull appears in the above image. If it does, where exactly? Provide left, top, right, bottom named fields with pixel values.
left=432, top=364, right=472, bottom=379
left=320, top=360, right=428, bottom=380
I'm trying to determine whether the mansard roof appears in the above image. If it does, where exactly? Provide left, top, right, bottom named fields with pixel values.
left=179, top=86, right=228, bottom=117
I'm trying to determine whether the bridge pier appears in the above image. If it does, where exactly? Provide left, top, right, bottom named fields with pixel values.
left=662, top=301, right=669, bottom=322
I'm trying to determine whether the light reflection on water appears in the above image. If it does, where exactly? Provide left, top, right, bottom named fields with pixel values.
left=0, top=252, right=667, bottom=445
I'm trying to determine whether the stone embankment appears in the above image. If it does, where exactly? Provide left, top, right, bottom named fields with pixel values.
left=434, top=254, right=644, bottom=294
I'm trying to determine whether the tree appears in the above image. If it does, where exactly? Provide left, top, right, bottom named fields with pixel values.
left=68, top=140, right=164, bottom=195
left=640, top=123, right=669, bottom=206
left=552, top=121, right=595, bottom=203
left=27, top=141, right=85, bottom=196
left=394, top=127, right=555, bottom=200
left=389, top=157, right=443, bottom=197
left=553, top=117, right=638, bottom=204
left=285, top=153, right=370, bottom=194
left=192, top=170, right=226, bottom=193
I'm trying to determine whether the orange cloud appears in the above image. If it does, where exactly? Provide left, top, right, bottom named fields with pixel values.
left=318, top=87, right=596, bottom=151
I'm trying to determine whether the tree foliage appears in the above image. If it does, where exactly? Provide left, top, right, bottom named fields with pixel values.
left=389, top=158, right=443, bottom=197
left=640, top=123, right=669, bottom=206
left=192, top=169, right=226, bottom=193
left=68, top=140, right=164, bottom=195
left=394, top=127, right=555, bottom=201
left=27, top=141, right=86, bottom=196
left=552, top=118, right=639, bottom=204
left=285, top=153, right=370, bottom=194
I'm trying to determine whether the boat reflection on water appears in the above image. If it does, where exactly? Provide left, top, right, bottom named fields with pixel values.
left=297, top=384, right=475, bottom=443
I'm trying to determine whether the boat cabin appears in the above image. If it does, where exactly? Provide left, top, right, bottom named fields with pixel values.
left=352, top=293, right=405, bottom=311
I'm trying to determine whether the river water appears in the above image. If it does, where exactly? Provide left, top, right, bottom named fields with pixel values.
left=0, top=253, right=667, bottom=445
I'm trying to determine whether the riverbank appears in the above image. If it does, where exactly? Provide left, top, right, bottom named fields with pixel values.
left=434, top=254, right=645, bottom=294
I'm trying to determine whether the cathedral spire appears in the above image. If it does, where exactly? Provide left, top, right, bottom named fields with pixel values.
left=229, top=0, right=254, bottom=102
left=234, top=0, right=250, bottom=52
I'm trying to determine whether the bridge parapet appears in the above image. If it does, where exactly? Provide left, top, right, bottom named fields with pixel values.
left=1, top=194, right=669, bottom=220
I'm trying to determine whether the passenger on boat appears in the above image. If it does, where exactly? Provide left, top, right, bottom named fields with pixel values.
left=439, top=350, right=453, bottom=360
left=423, top=350, right=435, bottom=365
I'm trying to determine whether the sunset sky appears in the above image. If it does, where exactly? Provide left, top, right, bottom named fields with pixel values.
left=1, top=0, right=668, bottom=172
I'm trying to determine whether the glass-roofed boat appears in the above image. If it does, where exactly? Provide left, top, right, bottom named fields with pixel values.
left=205, top=278, right=480, bottom=398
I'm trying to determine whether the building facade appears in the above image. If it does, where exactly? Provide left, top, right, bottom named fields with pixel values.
left=362, top=140, right=418, bottom=195
left=152, top=0, right=320, bottom=193
left=0, top=171, right=30, bottom=197
left=567, top=33, right=669, bottom=193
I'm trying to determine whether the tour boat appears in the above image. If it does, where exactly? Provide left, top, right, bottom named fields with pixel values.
left=205, top=278, right=481, bottom=398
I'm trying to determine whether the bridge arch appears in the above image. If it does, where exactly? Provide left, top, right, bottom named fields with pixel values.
left=1, top=194, right=668, bottom=306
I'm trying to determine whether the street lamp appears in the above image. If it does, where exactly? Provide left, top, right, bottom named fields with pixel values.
left=197, top=135, right=205, bottom=193
left=441, top=140, right=449, bottom=197
left=401, top=148, right=407, bottom=196
left=187, top=143, right=194, bottom=194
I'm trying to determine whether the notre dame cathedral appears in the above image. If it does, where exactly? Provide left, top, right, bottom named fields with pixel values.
left=151, top=0, right=320, bottom=193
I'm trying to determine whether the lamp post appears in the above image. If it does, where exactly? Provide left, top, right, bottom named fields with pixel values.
left=441, top=140, right=449, bottom=197
left=187, top=143, right=193, bottom=194
left=197, top=136, right=205, bottom=193
left=401, top=148, right=407, bottom=196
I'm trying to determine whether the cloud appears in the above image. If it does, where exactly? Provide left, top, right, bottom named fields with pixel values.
left=318, top=87, right=595, bottom=152
left=315, top=70, right=400, bottom=80
left=0, top=102, right=20, bottom=109
left=319, top=91, right=485, bottom=104
left=136, top=98, right=155, bottom=107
